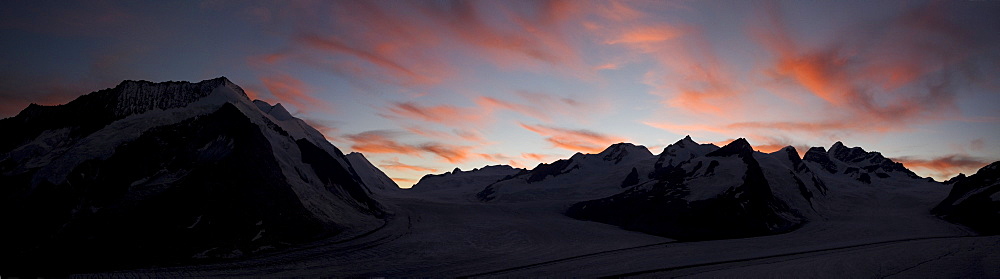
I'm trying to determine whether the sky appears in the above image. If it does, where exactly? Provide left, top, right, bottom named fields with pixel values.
left=1, top=0, right=998, bottom=187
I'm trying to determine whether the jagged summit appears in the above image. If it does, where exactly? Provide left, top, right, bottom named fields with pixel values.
left=803, top=141, right=922, bottom=182
left=828, top=141, right=873, bottom=163
left=707, top=138, right=753, bottom=157
left=655, top=135, right=719, bottom=169
left=943, top=173, right=966, bottom=185
left=598, top=142, right=654, bottom=163
left=253, top=100, right=295, bottom=121
left=674, top=135, right=696, bottom=146
left=780, top=145, right=798, bottom=154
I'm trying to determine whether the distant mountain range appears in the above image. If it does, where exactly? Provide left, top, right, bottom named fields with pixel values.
left=1, top=77, right=995, bottom=275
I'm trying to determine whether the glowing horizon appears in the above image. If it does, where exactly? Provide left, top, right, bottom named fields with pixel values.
left=1, top=1, right=998, bottom=187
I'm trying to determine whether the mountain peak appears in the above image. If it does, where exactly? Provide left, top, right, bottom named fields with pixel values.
left=598, top=142, right=654, bottom=163
left=108, top=77, right=250, bottom=118
left=254, top=100, right=295, bottom=121
left=828, top=141, right=871, bottom=163
left=706, top=138, right=753, bottom=157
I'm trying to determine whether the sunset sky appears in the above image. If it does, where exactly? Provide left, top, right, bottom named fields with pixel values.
left=2, top=0, right=998, bottom=186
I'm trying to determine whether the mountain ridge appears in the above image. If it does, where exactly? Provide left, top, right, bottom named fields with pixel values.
left=0, top=77, right=392, bottom=274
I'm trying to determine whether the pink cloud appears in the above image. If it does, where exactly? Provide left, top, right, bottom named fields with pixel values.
left=519, top=123, right=627, bottom=153
left=893, top=155, right=993, bottom=179
left=745, top=1, right=988, bottom=135
left=260, top=74, right=331, bottom=113
left=379, top=158, right=438, bottom=173
left=382, top=102, right=486, bottom=127
left=344, top=130, right=475, bottom=164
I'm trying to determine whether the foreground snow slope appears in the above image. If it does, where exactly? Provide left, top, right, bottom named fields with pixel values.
left=86, top=141, right=991, bottom=277
left=85, top=185, right=993, bottom=277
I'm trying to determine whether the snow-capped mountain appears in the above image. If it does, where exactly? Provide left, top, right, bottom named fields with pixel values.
left=345, top=152, right=400, bottom=194
left=652, top=135, right=720, bottom=170
left=410, top=165, right=524, bottom=200
left=566, top=139, right=813, bottom=240
left=476, top=143, right=656, bottom=202
left=803, top=142, right=922, bottom=184
left=0, top=77, right=386, bottom=274
left=933, top=161, right=1000, bottom=234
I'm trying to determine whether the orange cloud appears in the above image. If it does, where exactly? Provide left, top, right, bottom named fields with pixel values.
left=477, top=153, right=516, bottom=163
left=420, top=143, right=474, bottom=164
left=260, top=74, right=330, bottom=113
left=242, top=86, right=262, bottom=100
left=454, top=129, right=487, bottom=143
left=382, top=102, right=485, bottom=127
left=893, top=155, right=994, bottom=179
left=478, top=90, right=601, bottom=123
left=300, top=117, right=339, bottom=141
left=745, top=1, right=987, bottom=136
left=299, top=35, right=437, bottom=85
left=521, top=153, right=553, bottom=161
left=643, top=122, right=730, bottom=136
left=519, top=123, right=627, bottom=153
left=344, top=130, right=476, bottom=164
left=345, top=130, right=422, bottom=156
left=606, top=25, right=683, bottom=44
left=476, top=96, right=550, bottom=121
left=391, top=177, right=417, bottom=185
left=379, top=158, right=438, bottom=173
left=404, top=127, right=487, bottom=144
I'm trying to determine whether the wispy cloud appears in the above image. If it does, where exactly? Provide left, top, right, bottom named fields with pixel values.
left=380, top=101, right=486, bottom=128
left=260, top=74, right=331, bottom=113
left=893, top=155, right=994, bottom=179
left=519, top=123, right=626, bottom=153
left=379, top=157, right=438, bottom=173
left=344, top=130, right=475, bottom=164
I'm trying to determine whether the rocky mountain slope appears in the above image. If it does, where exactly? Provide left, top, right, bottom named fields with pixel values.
left=933, top=161, right=1000, bottom=234
left=0, top=77, right=392, bottom=274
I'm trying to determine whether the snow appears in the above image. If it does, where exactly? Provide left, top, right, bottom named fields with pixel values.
left=480, top=145, right=658, bottom=202
left=35, top=91, right=992, bottom=277
left=81, top=180, right=993, bottom=278
left=7, top=78, right=383, bottom=240
left=345, top=152, right=399, bottom=193
left=680, top=155, right=746, bottom=202
left=409, top=165, right=522, bottom=201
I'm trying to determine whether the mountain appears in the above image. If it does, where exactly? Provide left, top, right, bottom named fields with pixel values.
left=476, top=143, right=656, bottom=202
left=803, top=141, right=921, bottom=184
left=410, top=165, right=524, bottom=200
left=345, top=152, right=400, bottom=194
left=653, top=135, right=720, bottom=170
left=566, top=139, right=816, bottom=240
left=0, top=77, right=386, bottom=274
left=932, top=161, right=1000, bottom=234
left=943, top=173, right=967, bottom=185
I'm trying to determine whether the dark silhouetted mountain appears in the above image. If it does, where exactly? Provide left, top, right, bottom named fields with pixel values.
left=803, top=141, right=921, bottom=183
left=653, top=135, right=719, bottom=171
left=476, top=143, right=655, bottom=202
left=943, top=173, right=967, bottom=185
left=411, top=165, right=524, bottom=197
left=567, top=138, right=816, bottom=240
left=932, top=161, right=1000, bottom=234
left=0, top=77, right=387, bottom=275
